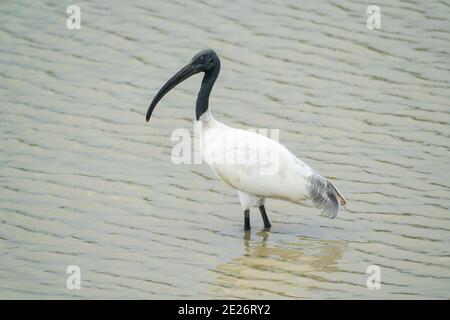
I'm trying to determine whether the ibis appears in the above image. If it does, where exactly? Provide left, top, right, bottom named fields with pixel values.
left=146, top=49, right=346, bottom=231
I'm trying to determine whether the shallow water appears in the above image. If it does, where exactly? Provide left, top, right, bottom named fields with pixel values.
left=0, top=0, right=449, bottom=299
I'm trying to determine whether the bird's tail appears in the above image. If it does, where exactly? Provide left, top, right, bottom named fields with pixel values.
left=307, top=173, right=346, bottom=219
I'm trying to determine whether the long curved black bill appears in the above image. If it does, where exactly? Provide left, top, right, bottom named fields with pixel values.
left=146, top=62, right=199, bottom=122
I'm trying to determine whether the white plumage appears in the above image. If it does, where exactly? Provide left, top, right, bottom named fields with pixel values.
left=199, top=111, right=346, bottom=218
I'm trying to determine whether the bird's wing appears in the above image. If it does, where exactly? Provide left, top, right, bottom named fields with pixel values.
left=306, top=171, right=346, bottom=218
left=286, top=149, right=346, bottom=218
left=203, top=127, right=313, bottom=201
left=203, top=126, right=346, bottom=218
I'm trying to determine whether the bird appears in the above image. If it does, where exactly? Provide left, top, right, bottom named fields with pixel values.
left=146, top=49, right=346, bottom=231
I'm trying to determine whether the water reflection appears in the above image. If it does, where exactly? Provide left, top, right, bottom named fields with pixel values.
left=211, top=232, right=347, bottom=298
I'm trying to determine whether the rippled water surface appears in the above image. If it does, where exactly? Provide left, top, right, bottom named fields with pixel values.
left=1, top=0, right=449, bottom=299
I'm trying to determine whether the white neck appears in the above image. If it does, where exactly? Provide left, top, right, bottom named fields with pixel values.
left=196, top=109, right=227, bottom=131
left=198, top=109, right=212, bottom=121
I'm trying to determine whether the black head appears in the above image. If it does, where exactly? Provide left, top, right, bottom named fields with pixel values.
left=190, top=49, right=220, bottom=73
left=146, top=49, right=220, bottom=122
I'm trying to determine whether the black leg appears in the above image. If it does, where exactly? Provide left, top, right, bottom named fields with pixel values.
left=259, top=205, right=271, bottom=229
left=244, top=210, right=250, bottom=231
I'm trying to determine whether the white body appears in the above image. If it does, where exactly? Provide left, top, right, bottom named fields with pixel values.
left=198, top=111, right=344, bottom=217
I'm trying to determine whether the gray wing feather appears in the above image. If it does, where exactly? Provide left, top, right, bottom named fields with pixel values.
left=307, top=173, right=345, bottom=219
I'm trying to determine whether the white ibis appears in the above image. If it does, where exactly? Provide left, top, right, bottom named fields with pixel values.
left=146, top=49, right=346, bottom=231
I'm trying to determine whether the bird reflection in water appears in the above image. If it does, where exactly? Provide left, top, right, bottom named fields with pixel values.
left=211, top=232, right=347, bottom=298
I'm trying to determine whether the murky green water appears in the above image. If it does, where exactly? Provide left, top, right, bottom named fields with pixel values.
left=0, top=0, right=449, bottom=299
